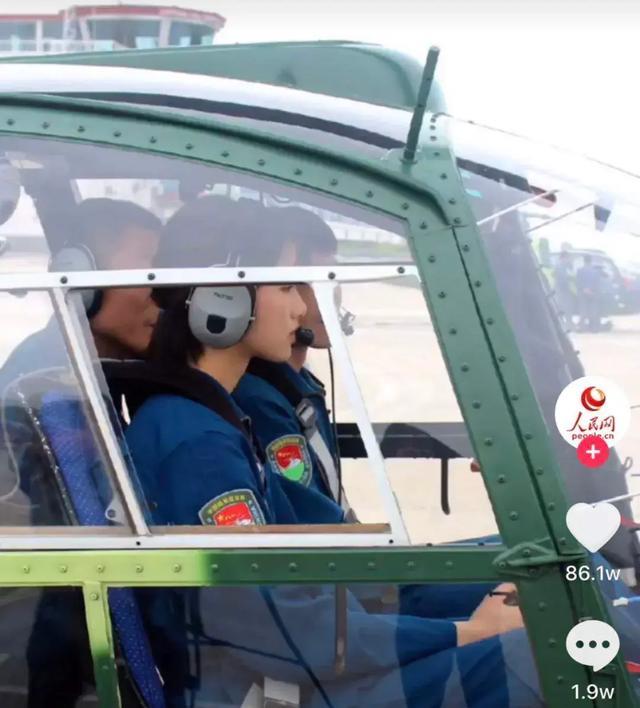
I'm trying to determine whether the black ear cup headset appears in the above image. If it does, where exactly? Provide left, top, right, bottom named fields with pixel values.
left=49, top=243, right=104, bottom=319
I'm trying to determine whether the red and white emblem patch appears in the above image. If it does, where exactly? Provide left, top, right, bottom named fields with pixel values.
left=198, top=489, right=266, bottom=527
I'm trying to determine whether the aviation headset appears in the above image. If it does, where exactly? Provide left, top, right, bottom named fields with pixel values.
left=49, top=243, right=104, bottom=319
left=185, top=286, right=354, bottom=350
left=186, top=282, right=258, bottom=349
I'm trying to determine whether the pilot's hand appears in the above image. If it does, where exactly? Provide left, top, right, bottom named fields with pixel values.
left=455, top=583, right=523, bottom=646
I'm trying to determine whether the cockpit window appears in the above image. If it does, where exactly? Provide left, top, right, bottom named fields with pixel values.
left=0, top=132, right=507, bottom=549
left=0, top=136, right=413, bottom=274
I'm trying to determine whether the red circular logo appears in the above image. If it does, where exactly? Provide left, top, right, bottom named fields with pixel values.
left=580, top=386, right=606, bottom=411
left=576, top=435, right=610, bottom=468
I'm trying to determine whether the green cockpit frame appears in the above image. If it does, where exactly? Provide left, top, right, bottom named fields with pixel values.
left=0, top=85, right=637, bottom=708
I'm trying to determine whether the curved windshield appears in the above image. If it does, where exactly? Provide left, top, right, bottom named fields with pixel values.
left=446, top=115, right=640, bottom=675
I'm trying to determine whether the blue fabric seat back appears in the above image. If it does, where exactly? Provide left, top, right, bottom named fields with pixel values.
left=39, top=390, right=166, bottom=708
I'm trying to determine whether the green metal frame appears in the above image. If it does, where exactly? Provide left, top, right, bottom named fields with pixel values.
left=0, top=93, right=635, bottom=707
left=0, top=41, right=446, bottom=112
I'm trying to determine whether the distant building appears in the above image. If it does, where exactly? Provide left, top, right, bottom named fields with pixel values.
left=0, top=4, right=225, bottom=55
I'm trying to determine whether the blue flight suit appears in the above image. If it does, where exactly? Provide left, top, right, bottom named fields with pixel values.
left=234, top=362, right=640, bottom=680
left=0, top=321, right=99, bottom=707
left=234, top=362, right=495, bottom=619
left=126, top=373, right=543, bottom=707
left=234, top=364, right=335, bottom=499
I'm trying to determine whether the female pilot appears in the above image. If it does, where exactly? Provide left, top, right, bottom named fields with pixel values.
left=124, top=197, right=541, bottom=708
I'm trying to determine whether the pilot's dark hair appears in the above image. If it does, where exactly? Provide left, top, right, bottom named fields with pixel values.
left=150, top=196, right=293, bottom=368
left=69, top=198, right=162, bottom=265
left=274, top=206, right=337, bottom=264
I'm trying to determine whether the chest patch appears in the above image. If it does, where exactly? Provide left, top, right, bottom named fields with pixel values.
left=198, top=489, right=266, bottom=527
left=266, top=434, right=312, bottom=486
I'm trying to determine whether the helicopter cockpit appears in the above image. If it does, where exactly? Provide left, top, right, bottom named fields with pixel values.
left=0, top=55, right=639, bottom=706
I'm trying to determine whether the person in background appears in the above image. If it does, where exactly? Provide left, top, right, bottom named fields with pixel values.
left=0, top=197, right=161, bottom=708
left=552, top=250, right=575, bottom=331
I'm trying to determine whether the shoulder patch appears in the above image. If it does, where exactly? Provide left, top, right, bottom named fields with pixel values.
left=198, top=489, right=266, bottom=527
left=266, top=434, right=312, bottom=486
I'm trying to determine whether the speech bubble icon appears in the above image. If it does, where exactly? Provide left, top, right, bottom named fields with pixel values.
left=566, top=502, right=621, bottom=553
left=566, top=620, right=620, bottom=671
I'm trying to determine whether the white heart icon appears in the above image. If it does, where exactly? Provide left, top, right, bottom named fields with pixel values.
left=566, top=502, right=621, bottom=553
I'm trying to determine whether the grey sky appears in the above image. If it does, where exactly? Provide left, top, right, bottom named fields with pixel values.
left=15, top=0, right=640, bottom=171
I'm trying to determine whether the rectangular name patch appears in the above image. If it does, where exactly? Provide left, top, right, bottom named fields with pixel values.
left=198, top=489, right=266, bottom=527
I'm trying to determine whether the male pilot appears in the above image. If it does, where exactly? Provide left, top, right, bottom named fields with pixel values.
left=0, top=197, right=161, bottom=708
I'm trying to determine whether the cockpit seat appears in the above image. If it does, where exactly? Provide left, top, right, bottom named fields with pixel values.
left=38, top=389, right=166, bottom=708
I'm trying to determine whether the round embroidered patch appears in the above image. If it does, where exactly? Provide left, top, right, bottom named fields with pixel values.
left=266, top=435, right=312, bottom=486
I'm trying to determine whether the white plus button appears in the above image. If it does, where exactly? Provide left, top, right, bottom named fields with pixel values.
left=586, top=444, right=601, bottom=460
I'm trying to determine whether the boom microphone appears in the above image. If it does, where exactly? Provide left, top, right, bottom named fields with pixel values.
left=294, top=327, right=315, bottom=346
